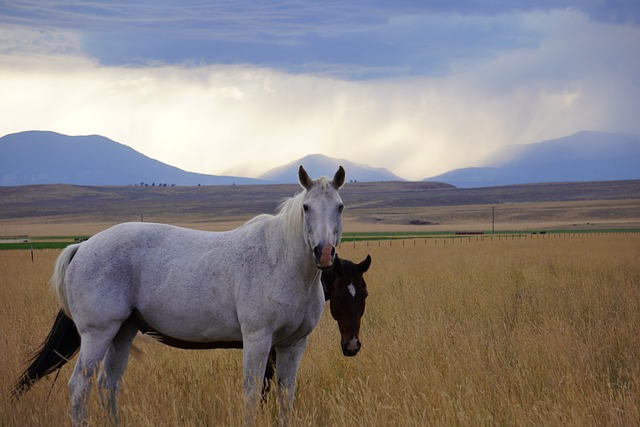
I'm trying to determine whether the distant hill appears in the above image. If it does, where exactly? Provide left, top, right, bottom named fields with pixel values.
left=260, top=154, right=404, bottom=183
left=1, top=180, right=637, bottom=226
left=0, top=131, right=265, bottom=186
left=423, top=131, right=640, bottom=188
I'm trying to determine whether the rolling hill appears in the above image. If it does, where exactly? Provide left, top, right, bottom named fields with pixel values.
left=423, top=131, right=640, bottom=188
left=259, top=154, right=403, bottom=183
left=0, top=131, right=265, bottom=186
left=0, top=180, right=637, bottom=231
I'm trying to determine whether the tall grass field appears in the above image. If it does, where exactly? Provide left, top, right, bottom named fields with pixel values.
left=1, top=234, right=639, bottom=426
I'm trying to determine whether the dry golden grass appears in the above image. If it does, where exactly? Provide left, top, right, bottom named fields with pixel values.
left=1, top=234, right=639, bottom=426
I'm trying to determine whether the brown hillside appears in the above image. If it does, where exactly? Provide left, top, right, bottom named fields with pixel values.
left=0, top=180, right=639, bottom=234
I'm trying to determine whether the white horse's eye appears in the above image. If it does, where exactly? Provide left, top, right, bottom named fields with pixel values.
left=338, top=204, right=344, bottom=213
left=303, top=204, right=309, bottom=212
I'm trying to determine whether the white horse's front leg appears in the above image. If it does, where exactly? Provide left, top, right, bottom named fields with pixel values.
left=242, top=335, right=272, bottom=421
left=275, top=337, right=308, bottom=424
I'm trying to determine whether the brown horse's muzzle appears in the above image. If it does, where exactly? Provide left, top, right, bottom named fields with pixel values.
left=341, top=336, right=361, bottom=357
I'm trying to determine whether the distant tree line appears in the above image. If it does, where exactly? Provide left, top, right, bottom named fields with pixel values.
left=131, top=182, right=176, bottom=187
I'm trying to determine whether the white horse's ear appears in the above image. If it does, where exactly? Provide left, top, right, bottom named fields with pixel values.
left=332, top=166, right=345, bottom=189
left=298, top=166, right=313, bottom=190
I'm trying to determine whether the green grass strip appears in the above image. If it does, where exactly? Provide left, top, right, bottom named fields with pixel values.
left=1, top=229, right=638, bottom=250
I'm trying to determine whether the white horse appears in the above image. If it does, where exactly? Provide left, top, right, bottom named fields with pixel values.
left=13, top=166, right=346, bottom=425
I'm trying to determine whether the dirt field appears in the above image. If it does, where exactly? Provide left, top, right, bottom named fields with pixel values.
left=1, top=197, right=639, bottom=238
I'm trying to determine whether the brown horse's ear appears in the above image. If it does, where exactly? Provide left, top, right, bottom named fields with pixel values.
left=321, top=267, right=335, bottom=301
left=333, top=254, right=343, bottom=273
left=299, top=166, right=313, bottom=190
left=332, top=166, right=345, bottom=189
left=358, top=254, right=371, bottom=274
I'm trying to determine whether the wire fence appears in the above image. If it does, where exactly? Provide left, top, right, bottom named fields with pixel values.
left=339, top=230, right=640, bottom=248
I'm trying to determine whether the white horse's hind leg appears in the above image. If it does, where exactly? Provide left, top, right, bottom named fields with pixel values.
left=69, top=323, right=122, bottom=426
left=98, top=320, right=138, bottom=425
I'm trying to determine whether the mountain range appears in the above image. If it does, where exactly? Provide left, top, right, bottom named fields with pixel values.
left=0, top=131, right=262, bottom=186
left=1, top=130, right=639, bottom=187
left=423, top=131, right=640, bottom=188
left=0, top=131, right=402, bottom=186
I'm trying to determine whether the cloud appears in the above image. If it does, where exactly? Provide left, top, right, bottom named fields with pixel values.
left=3, top=1, right=637, bottom=79
left=0, top=24, right=81, bottom=56
left=0, top=7, right=638, bottom=181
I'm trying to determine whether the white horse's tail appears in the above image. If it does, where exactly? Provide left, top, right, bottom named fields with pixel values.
left=50, top=243, right=81, bottom=318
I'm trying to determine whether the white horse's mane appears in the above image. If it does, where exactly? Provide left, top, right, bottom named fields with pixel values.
left=278, top=190, right=305, bottom=242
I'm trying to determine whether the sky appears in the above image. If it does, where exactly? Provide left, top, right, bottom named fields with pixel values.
left=1, top=1, right=639, bottom=181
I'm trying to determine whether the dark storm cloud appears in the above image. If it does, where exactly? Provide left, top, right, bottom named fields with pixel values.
left=1, top=0, right=637, bottom=78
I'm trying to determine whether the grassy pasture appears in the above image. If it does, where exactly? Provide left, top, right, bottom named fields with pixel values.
left=1, top=233, right=639, bottom=426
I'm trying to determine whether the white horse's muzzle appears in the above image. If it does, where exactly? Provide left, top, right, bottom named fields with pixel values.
left=314, top=243, right=335, bottom=269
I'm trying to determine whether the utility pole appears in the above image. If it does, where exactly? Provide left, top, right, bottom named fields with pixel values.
left=492, top=206, right=495, bottom=234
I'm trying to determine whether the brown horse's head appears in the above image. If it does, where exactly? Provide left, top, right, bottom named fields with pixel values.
left=322, top=254, right=371, bottom=356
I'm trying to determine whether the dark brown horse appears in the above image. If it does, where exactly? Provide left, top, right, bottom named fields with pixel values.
left=322, top=253, right=371, bottom=356
left=262, top=253, right=371, bottom=396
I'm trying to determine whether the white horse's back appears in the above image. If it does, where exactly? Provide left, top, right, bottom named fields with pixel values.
left=65, top=219, right=308, bottom=343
